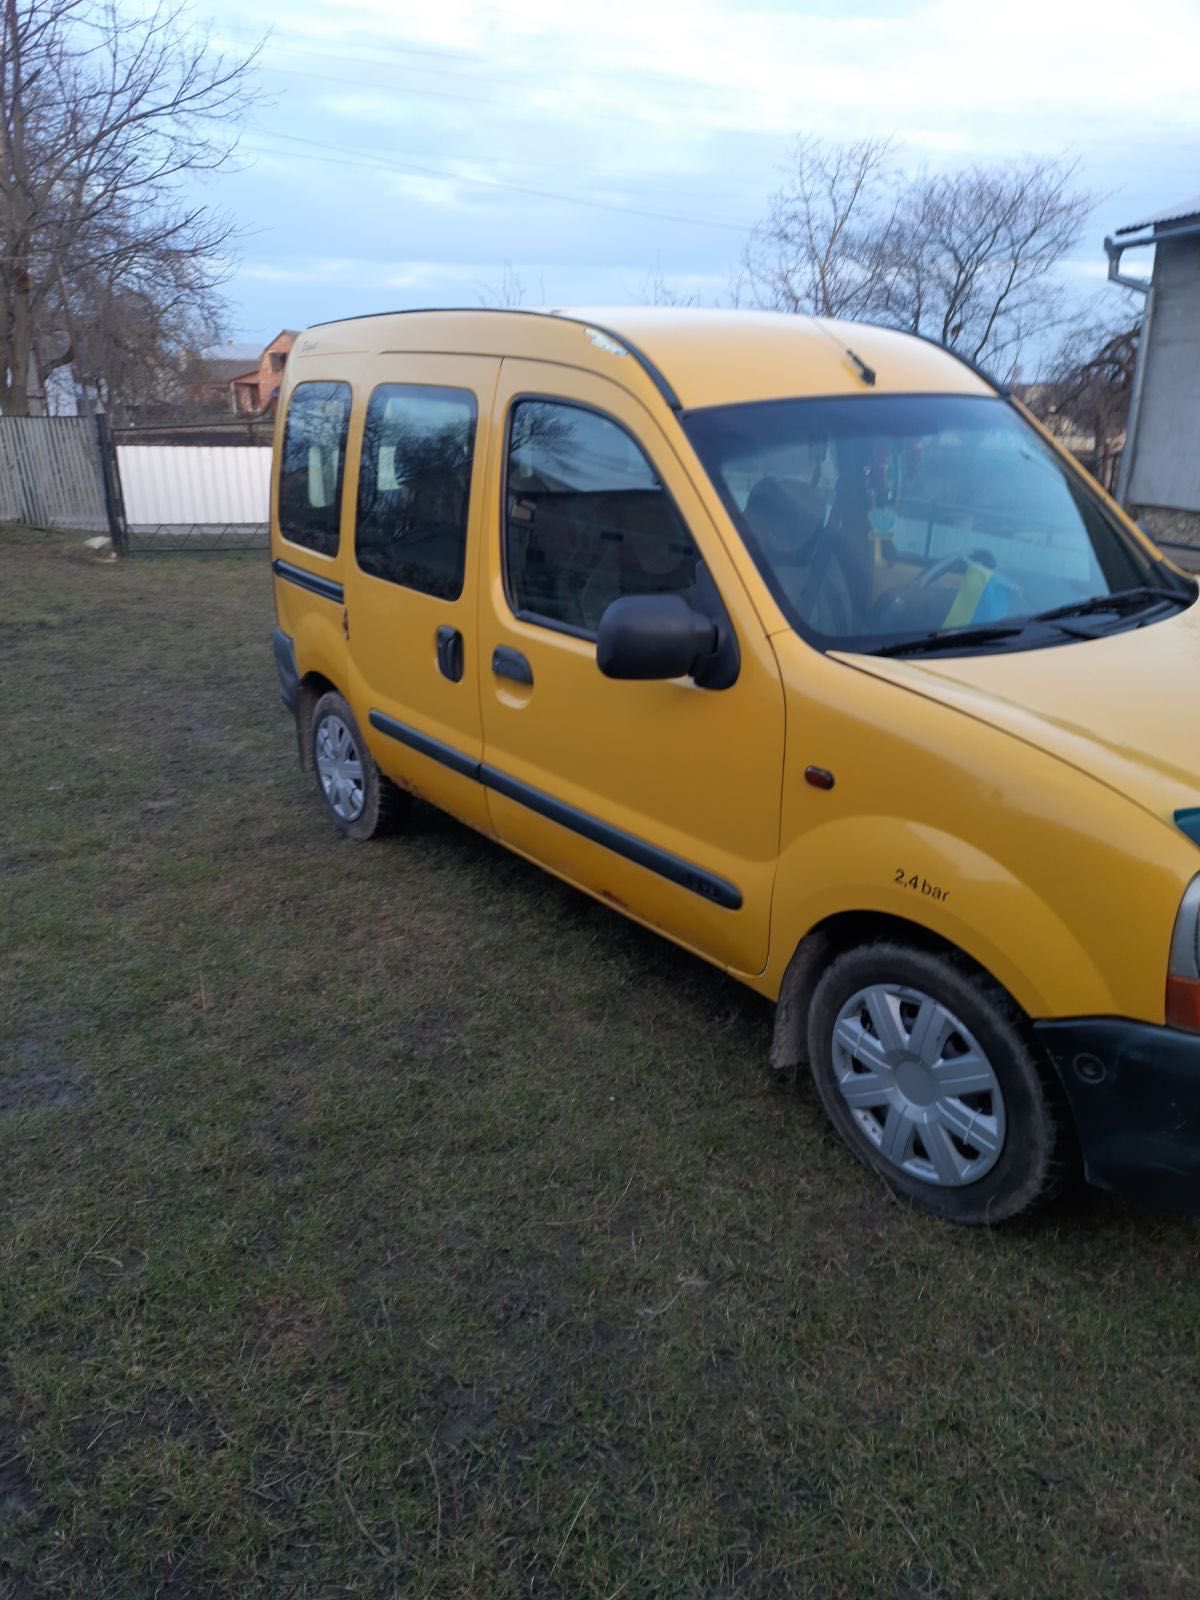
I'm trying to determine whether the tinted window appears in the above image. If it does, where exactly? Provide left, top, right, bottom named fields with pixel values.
left=278, top=381, right=351, bottom=557
left=505, top=400, right=696, bottom=634
left=356, top=385, right=477, bottom=600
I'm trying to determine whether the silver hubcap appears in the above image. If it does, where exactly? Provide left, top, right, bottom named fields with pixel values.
left=831, top=984, right=1006, bottom=1187
left=315, top=714, right=365, bottom=822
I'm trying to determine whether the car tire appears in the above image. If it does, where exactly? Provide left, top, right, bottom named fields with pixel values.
left=806, top=940, right=1070, bottom=1224
left=310, top=691, right=409, bottom=841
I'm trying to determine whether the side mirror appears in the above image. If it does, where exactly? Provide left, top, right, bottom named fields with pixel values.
left=596, top=593, right=717, bottom=682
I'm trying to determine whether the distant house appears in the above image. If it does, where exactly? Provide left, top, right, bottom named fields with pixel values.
left=184, top=344, right=262, bottom=414
left=1106, top=197, right=1200, bottom=535
left=229, top=330, right=298, bottom=416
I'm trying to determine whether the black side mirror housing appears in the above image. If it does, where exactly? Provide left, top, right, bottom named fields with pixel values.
left=596, top=594, right=714, bottom=681
left=597, top=592, right=738, bottom=687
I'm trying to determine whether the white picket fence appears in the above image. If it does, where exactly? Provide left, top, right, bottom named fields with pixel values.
left=116, top=444, right=271, bottom=531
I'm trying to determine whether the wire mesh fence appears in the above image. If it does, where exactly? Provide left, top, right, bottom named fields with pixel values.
left=115, top=423, right=270, bottom=553
left=0, top=414, right=275, bottom=553
left=123, top=522, right=268, bottom=555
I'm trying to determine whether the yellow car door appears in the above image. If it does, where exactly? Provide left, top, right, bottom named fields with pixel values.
left=342, top=354, right=500, bottom=833
left=477, top=358, right=785, bottom=976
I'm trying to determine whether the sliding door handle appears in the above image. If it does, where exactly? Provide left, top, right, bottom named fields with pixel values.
left=436, top=625, right=464, bottom=682
left=491, top=645, right=533, bottom=685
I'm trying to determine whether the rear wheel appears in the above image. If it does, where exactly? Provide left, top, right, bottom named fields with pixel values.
left=807, top=941, right=1068, bottom=1224
left=310, top=692, right=409, bottom=841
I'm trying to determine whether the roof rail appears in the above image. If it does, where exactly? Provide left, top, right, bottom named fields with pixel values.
left=302, top=306, right=682, bottom=411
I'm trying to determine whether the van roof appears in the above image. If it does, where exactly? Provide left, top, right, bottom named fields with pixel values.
left=292, top=307, right=996, bottom=411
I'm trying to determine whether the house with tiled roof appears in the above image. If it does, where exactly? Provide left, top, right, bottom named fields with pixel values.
left=229, top=330, right=299, bottom=416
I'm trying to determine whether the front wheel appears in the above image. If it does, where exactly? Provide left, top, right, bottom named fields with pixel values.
left=310, top=692, right=409, bottom=841
left=807, top=942, right=1069, bottom=1224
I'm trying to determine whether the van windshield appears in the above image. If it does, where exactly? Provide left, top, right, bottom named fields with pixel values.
left=683, top=393, right=1193, bottom=656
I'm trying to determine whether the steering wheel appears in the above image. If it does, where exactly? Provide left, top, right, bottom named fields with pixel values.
left=871, top=552, right=977, bottom=631
left=873, top=551, right=964, bottom=614
left=914, top=552, right=968, bottom=588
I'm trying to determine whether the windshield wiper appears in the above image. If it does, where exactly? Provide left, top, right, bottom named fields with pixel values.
left=1028, top=584, right=1187, bottom=624
left=867, top=582, right=1189, bottom=659
left=868, top=622, right=1027, bottom=658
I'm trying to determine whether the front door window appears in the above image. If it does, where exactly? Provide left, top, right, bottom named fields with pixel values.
left=505, top=399, right=696, bottom=635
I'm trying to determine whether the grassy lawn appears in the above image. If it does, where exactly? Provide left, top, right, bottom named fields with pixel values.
left=2, top=526, right=1198, bottom=1599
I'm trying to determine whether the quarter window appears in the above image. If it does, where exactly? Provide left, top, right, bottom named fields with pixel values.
left=356, top=385, right=477, bottom=600
left=505, top=400, right=696, bottom=634
left=278, top=381, right=351, bottom=557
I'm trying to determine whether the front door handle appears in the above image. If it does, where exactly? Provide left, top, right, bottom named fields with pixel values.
left=491, top=645, right=533, bottom=685
left=436, top=625, right=464, bottom=683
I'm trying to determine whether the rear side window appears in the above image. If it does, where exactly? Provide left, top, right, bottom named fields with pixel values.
left=278, top=381, right=352, bottom=557
left=505, top=400, right=696, bottom=635
left=356, top=385, right=477, bottom=600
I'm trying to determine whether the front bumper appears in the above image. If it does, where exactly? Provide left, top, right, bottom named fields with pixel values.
left=1035, top=1017, right=1200, bottom=1213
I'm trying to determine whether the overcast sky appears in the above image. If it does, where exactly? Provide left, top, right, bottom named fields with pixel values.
left=208, top=0, right=1200, bottom=355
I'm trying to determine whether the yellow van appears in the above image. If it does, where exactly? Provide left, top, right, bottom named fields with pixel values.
left=269, top=308, right=1200, bottom=1224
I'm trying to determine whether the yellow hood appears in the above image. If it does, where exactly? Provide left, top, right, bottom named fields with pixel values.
left=840, top=599, right=1200, bottom=823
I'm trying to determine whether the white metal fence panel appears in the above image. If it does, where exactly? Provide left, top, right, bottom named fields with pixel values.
left=0, top=416, right=109, bottom=531
left=116, top=444, right=271, bottom=529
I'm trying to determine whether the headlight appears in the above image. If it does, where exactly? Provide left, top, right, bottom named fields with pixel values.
left=1166, top=874, right=1200, bottom=1030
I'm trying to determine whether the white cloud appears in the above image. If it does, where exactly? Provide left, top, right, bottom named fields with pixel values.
left=240, top=256, right=494, bottom=291
left=382, top=172, right=471, bottom=208
left=218, top=0, right=1195, bottom=345
left=246, top=0, right=1200, bottom=147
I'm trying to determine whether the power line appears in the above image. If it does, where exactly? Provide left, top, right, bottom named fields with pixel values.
left=216, top=22, right=489, bottom=67
left=248, top=59, right=759, bottom=196
left=262, top=61, right=504, bottom=112
left=243, top=129, right=753, bottom=234
left=217, top=19, right=751, bottom=105
left=260, top=58, right=755, bottom=184
left=242, top=131, right=751, bottom=205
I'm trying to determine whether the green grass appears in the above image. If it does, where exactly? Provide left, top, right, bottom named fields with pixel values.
left=1, top=526, right=1198, bottom=1598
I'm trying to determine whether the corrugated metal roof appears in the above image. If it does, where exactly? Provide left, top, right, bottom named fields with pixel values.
left=1116, top=194, right=1200, bottom=235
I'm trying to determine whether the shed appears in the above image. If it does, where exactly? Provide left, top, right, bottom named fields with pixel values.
left=1106, top=198, right=1200, bottom=526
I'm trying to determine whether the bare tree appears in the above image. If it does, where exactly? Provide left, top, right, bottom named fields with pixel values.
left=887, top=158, right=1096, bottom=372
left=0, top=0, right=261, bottom=415
left=743, top=140, right=1096, bottom=377
left=740, top=136, right=900, bottom=318
left=476, top=260, right=528, bottom=309
left=638, top=256, right=698, bottom=307
left=65, top=274, right=221, bottom=421
left=1024, top=305, right=1140, bottom=490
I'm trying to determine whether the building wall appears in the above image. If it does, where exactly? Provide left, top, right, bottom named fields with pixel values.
left=1127, top=234, right=1200, bottom=513
left=236, top=332, right=296, bottom=415
left=228, top=334, right=296, bottom=414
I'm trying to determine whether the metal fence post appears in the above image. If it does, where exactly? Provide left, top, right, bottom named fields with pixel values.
left=94, top=414, right=128, bottom=555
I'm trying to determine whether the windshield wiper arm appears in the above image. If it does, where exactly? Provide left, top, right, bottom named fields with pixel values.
left=868, top=584, right=1188, bottom=658
left=868, top=622, right=1027, bottom=658
left=1028, top=584, right=1186, bottom=624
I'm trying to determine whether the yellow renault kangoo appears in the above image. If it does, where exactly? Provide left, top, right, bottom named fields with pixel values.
left=270, top=308, right=1200, bottom=1223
